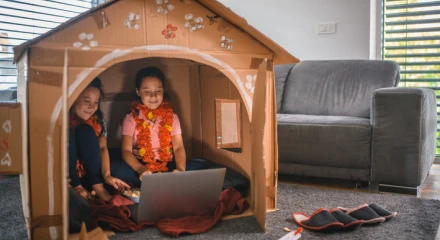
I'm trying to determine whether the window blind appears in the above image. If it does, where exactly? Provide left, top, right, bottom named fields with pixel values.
left=382, top=0, right=440, bottom=156
left=0, top=0, right=93, bottom=90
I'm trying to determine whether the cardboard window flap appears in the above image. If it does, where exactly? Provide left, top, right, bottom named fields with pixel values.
left=215, top=99, right=242, bottom=150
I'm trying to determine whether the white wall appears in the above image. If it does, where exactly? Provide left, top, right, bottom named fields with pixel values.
left=218, top=0, right=372, bottom=61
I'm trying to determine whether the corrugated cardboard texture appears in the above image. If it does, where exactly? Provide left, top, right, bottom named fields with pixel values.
left=0, top=103, right=22, bottom=174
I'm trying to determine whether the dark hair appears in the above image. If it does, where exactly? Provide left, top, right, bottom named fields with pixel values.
left=70, top=77, right=105, bottom=124
left=134, top=67, right=170, bottom=100
left=88, top=77, right=105, bottom=123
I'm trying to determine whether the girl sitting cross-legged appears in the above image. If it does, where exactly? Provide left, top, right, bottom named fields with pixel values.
left=69, top=77, right=130, bottom=201
left=111, top=67, right=198, bottom=188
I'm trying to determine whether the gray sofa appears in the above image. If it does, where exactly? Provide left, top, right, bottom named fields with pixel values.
left=275, top=60, right=437, bottom=195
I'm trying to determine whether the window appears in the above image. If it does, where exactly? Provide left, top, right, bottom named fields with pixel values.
left=0, top=0, right=94, bottom=90
left=382, top=0, right=440, bottom=155
left=91, top=0, right=108, bottom=8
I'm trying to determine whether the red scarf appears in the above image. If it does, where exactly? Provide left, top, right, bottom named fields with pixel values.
left=131, top=100, right=174, bottom=173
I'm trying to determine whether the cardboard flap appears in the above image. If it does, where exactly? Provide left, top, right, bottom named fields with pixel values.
left=251, top=59, right=268, bottom=231
left=215, top=99, right=242, bottom=149
left=0, top=102, right=22, bottom=174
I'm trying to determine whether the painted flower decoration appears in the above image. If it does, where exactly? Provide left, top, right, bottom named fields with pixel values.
left=1, top=152, right=11, bottom=167
left=184, top=14, right=204, bottom=32
left=73, top=32, right=98, bottom=51
left=0, top=120, right=11, bottom=167
left=2, top=120, right=11, bottom=134
left=125, top=12, right=141, bottom=30
left=156, top=0, right=174, bottom=15
left=162, top=24, right=178, bottom=39
left=220, top=35, right=233, bottom=50
left=245, top=75, right=257, bottom=93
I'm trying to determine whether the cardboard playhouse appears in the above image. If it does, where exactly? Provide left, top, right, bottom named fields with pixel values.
left=0, top=0, right=299, bottom=239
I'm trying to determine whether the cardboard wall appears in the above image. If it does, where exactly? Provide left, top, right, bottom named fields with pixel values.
left=28, top=80, right=64, bottom=239
left=0, top=102, right=22, bottom=174
left=37, top=0, right=272, bottom=58
left=199, top=65, right=251, bottom=179
left=98, top=57, right=250, bottom=180
left=17, top=52, right=31, bottom=238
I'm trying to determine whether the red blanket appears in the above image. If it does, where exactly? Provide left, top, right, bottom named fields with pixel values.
left=88, top=194, right=154, bottom=232
left=88, top=188, right=249, bottom=237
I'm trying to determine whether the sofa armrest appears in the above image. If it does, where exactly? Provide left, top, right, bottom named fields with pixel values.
left=371, top=87, right=437, bottom=187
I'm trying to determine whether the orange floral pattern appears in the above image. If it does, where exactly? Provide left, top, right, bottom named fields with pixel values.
left=131, top=100, right=174, bottom=173
left=69, top=113, right=102, bottom=178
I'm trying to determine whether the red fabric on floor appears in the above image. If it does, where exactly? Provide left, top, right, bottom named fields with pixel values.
left=88, top=188, right=249, bottom=237
left=156, top=188, right=249, bottom=237
left=107, top=193, right=135, bottom=206
left=88, top=193, right=154, bottom=232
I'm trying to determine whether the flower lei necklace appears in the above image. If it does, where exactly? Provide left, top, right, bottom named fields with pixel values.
left=69, top=112, right=102, bottom=178
left=131, top=100, right=174, bottom=173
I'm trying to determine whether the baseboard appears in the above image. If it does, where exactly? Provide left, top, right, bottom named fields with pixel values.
left=378, top=184, right=420, bottom=196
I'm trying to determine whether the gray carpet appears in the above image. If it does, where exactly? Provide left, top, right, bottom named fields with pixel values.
left=2, top=176, right=440, bottom=240
left=0, top=176, right=27, bottom=240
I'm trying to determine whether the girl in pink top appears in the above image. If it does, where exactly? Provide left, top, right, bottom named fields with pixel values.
left=115, top=67, right=187, bottom=187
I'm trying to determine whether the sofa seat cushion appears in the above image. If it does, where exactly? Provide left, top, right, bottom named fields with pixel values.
left=277, top=114, right=371, bottom=169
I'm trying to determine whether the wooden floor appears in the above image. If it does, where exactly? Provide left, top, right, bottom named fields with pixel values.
left=279, top=164, right=440, bottom=200
left=420, top=163, right=440, bottom=200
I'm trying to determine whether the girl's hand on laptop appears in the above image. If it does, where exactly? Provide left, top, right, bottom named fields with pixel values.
left=105, top=176, right=131, bottom=191
left=139, top=170, right=152, bottom=181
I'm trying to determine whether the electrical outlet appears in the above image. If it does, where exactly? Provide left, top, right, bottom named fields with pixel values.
left=316, top=22, right=336, bottom=34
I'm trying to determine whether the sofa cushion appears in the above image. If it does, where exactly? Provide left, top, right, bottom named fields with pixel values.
left=274, top=64, right=294, bottom=113
left=279, top=60, right=400, bottom=118
left=277, top=114, right=371, bottom=169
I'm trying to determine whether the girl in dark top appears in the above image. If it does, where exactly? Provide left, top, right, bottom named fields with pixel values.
left=68, top=77, right=130, bottom=201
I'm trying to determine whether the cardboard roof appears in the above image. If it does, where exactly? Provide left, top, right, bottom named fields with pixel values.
left=13, top=0, right=299, bottom=64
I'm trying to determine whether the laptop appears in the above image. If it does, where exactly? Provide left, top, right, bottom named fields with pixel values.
left=130, top=168, right=226, bottom=223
